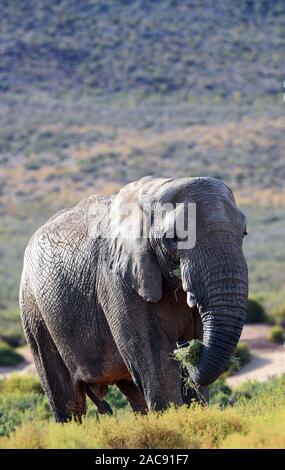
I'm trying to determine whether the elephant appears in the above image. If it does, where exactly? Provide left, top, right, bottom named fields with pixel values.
left=19, top=176, right=248, bottom=421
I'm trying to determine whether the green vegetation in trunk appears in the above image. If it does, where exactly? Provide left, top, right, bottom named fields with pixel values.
left=173, top=339, right=203, bottom=371
left=173, top=339, right=240, bottom=395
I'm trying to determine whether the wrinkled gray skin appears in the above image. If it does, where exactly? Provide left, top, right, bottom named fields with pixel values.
left=19, top=176, right=248, bottom=421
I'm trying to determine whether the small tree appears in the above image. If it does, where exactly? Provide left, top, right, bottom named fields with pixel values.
left=246, top=298, right=267, bottom=324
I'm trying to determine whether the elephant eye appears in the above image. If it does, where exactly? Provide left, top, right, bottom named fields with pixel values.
left=243, top=227, right=248, bottom=237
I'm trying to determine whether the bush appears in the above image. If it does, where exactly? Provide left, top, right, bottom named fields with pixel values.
left=105, top=386, right=128, bottom=410
left=210, top=379, right=232, bottom=407
left=0, top=309, right=26, bottom=347
left=0, top=333, right=25, bottom=349
left=246, top=299, right=267, bottom=324
left=0, top=374, right=49, bottom=437
left=0, top=392, right=50, bottom=438
left=234, top=342, right=251, bottom=367
left=275, top=304, right=285, bottom=328
left=0, top=375, right=128, bottom=437
left=0, top=341, right=23, bottom=366
left=268, top=325, right=285, bottom=344
left=0, top=405, right=243, bottom=449
left=0, top=374, right=44, bottom=395
left=1, top=374, right=285, bottom=448
left=223, top=417, right=285, bottom=448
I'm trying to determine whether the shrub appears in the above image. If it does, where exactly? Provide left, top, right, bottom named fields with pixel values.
left=246, top=298, right=267, bottom=324
left=105, top=386, right=128, bottom=410
left=275, top=304, right=285, bottom=328
left=268, top=325, right=285, bottom=344
left=1, top=375, right=285, bottom=448
left=0, top=374, right=49, bottom=437
left=0, top=374, right=44, bottom=395
left=0, top=392, right=50, bottom=437
left=0, top=309, right=26, bottom=347
left=234, top=342, right=251, bottom=367
left=235, top=375, right=285, bottom=408
left=0, top=333, right=25, bottom=349
left=24, top=160, right=42, bottom=171
left=0, top=341, right=23, bottom=366
left=210, top=379, right=232, bottom=408
left=222, top=415, right=285, bottom=448
left=1, top=405, right=243, bottom=449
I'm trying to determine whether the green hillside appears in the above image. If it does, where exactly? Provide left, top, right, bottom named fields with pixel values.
left=0, top=0, right=284, bottom=324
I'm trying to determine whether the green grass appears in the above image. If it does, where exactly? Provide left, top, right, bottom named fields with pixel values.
left=0, top=374, right=284, bottom=448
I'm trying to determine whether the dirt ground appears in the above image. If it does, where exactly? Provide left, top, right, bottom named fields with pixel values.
left=1, top=325, right=284, bottom=387
left=227, top=324, right=285, bottom=388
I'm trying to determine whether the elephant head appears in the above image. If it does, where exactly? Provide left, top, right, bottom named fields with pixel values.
left=109, top=176, right=248, bottom=387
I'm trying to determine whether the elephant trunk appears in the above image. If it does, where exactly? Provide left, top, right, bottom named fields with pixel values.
left=181, top=245, right=248, bottom=387
left=190, top=305, right=246, bottom=386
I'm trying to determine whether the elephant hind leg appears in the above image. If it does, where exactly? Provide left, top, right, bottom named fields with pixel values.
left=86, top=384, right=113, bottom=415
left=21, top=293, right=86, bottom=422
left=116, top=379, right=148, bottom=414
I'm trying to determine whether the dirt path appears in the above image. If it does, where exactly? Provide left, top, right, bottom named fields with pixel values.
left=227, top=324, right=285, bottom=388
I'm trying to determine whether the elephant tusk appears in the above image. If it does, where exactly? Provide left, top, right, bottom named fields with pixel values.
left=187, top=291, right=197, bottom=308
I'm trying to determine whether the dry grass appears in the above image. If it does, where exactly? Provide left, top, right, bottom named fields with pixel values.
left=236, top=188, right=285, bottom=208
left=3, top=404, right=285, bottom=449
left=223, top=411, right=285, bottom=449
left=1, top=374, right=285, bottom=449
left=0, top=405, right=244, bottom=449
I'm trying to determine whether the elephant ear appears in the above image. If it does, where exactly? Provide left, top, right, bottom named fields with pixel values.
left=108, top=177, right=165, bottom=303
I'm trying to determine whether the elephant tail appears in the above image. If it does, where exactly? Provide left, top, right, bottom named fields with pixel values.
left=85, top=384, right=113, bottom=415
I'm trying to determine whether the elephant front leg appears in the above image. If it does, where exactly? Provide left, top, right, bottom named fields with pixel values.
left=118, top=339, right=183, bottom=411
left=102, top=289, right=183, bottom=411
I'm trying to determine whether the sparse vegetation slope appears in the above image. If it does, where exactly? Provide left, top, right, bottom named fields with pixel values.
left=0, top=1, right=285, bottom=340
